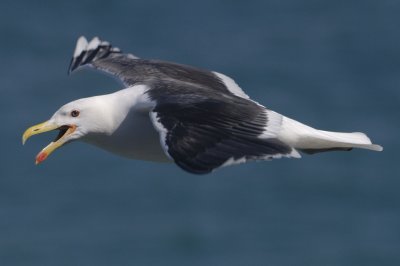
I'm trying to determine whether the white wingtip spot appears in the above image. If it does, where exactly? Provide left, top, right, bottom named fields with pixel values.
left=73, top=36, right=88, bottom=57
left=126, top=53, right=138, bottom=59
left=87, top=37, right=101, bottom=51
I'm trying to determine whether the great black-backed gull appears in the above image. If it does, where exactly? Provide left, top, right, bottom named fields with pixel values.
left=22, top=36, right=383, bottom=174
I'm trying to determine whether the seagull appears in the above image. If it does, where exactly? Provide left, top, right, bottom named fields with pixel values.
left=22, top=36, right=383, bottom=174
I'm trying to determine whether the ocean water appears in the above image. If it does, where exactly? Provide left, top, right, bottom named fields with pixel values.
left=1, top=1, right=399, bottom=265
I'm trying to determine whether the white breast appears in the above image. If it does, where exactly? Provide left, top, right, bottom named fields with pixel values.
left=81, top=85, right=171, bottom=162
left=84, top=110, right=170, bottom=162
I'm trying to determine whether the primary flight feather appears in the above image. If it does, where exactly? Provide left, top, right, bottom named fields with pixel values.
left=22, top=36, right=383, bottom=174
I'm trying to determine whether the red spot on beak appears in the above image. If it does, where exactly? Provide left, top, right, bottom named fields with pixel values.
left=35, top=152, right=48, bottom=165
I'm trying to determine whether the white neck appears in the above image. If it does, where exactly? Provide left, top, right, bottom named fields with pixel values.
left=81, top=85, right=168, bottom=162
left=94, top=85, right=153, bottom=135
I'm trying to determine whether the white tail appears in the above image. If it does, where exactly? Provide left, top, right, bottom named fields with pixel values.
left=277, top=115, right=383, bottom=153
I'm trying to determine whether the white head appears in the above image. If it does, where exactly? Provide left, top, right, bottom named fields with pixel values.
left=22, top=95, right=117, bottom=164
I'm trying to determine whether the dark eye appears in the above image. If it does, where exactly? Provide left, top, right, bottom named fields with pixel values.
left=70, top=110, right=80, bottom=117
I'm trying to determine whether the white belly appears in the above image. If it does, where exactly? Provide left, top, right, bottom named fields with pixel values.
left=83, top=110, right=171, bottom=162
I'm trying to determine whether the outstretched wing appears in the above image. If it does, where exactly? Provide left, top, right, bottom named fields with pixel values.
left=68, top=36, right=139, bottom=86
left=69, top=36, right=300, bottom=174
left=68, top=36, right=251, bottom=100
left=147, top=83, right=300, bottom=174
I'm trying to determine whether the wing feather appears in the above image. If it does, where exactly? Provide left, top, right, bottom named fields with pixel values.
left=148, top=85, right=298, bottom=174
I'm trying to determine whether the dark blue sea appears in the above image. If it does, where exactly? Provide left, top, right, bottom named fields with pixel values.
left=1, top=1, right=399, bottom=265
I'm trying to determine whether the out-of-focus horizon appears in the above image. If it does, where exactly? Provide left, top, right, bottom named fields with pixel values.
left=0, top=1, right=399, bottom=265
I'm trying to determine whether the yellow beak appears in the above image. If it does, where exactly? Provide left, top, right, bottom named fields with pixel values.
left=22, top=121, right=76, bottom=164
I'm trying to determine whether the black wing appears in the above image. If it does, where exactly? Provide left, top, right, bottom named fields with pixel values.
left=148, top=82, right=299, bottom=174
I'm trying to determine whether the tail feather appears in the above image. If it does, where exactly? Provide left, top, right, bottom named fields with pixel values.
left=309, top=130, right=383, bottom=151
left=277, top=116, right=383, bottom=153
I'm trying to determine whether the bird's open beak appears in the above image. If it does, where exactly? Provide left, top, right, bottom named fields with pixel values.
left=22, top=121, right=76, bottom=164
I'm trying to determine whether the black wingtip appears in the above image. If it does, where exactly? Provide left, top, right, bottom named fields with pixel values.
left=67, top=36, right=124, bottom=76
left=68, top=58, right=76, bottom=75
left=68, top=52, right=85, bottom=75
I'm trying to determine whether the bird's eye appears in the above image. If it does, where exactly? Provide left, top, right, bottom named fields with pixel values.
left=71, top=110, right=80, bottom=117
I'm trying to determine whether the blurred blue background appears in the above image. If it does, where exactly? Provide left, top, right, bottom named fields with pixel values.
left=1, top=0, right=399, bottom=265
